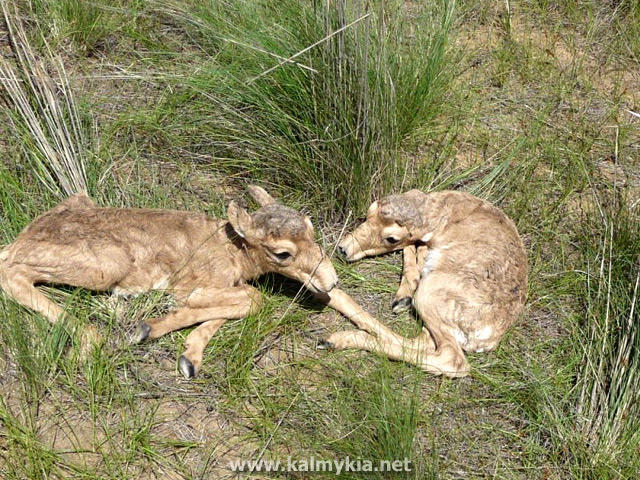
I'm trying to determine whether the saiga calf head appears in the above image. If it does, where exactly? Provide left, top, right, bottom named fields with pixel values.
left=228, top=186, right=338, bottom=293
left=338, top=189, right=434, bottom=261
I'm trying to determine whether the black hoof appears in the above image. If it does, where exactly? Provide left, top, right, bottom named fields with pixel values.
left=178, top=355, right=196, bottom=379
left=316, top=339, right=335, bottom=350
left=130, top=322, right=151, bottom=344
left=392, top=297, right=412, bottom=314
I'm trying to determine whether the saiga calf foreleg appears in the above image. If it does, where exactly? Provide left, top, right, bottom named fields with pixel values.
left=132, top=284, right=262, bottom=377
left=392, top=245, right=428, bottom=313
left=178, top=319, right=227, bottom=378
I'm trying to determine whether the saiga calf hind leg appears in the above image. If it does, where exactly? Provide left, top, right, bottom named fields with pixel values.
left=0, top=193, right=98, bottom=334
left=321, top=288, right=469, bottom=377
left=0, top=264, right=105, bottom=357
left=0, top=192, right=102, bottom=322
left=0, top=264, right=64, bottom=322
left=324, top=328, right=468, bottom=377
left=317, top=288, right=433, bottom=349
left=412, top=286, right=470, bottom=377
left=319, top=288, right=457, bottom=371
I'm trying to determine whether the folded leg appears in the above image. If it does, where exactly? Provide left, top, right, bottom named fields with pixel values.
left=131, top=285, right=262, bottom=343
left=0, top=265, right=64, bottom=322
left=325, top=328, right=468, bottom=377
left=393, top=245, right=428, bottom=313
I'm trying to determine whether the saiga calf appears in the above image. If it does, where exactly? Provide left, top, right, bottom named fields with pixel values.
left=325, top=190, right=527, bottom=377
left=0, top=186, right=338, bottom=378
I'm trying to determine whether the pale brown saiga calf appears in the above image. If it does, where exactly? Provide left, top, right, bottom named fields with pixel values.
left=0, top=186, right=338, bottom=378
left=326, top=189, right=527, bottom=377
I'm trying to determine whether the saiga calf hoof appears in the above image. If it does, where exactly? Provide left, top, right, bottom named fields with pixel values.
left=391, top=297, right=412, bottom=314
left=130, top=322, right=151, bottom=344
left=316, top=339, right=335, bottom=350
left=178, top=355, right=196, bottom=379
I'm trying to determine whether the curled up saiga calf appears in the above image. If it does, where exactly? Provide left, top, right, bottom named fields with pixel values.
left=325, top=190, right=527, bottom=377
left=0, top=186, right=338, bottom=378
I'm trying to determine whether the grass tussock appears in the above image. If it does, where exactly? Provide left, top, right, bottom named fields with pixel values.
left=155, top=0, right=455, bottom=216
left=0, top=3, right=88, bottom=197
left=573, top=194, right=640, bottom=473
left=24, top=0, right=125, bottom=53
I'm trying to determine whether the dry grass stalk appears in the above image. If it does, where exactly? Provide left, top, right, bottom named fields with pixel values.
left=0, top=2, right=87, bottom=197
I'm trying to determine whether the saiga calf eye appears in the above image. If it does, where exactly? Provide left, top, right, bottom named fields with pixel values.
left=274, top=251, right=292, bottom=260
left=386, top=236, right=400, bottom=244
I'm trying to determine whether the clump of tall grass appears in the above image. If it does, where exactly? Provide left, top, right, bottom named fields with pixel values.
left=22, top=0, right=117, bottom=53
left=0, top=3, right=97, bottom=409
left=159, top=0, right=455, bottom=217
left=0, top=3, right=88, bottom=198
left=572, top=194, right=640, bottom=473
left=527, top=187, right=640, bottom=477
left=326, top=366, right=432, bottom=479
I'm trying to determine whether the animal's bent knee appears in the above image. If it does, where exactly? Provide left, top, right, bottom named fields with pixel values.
left=442, top=344, right=469, bottom=377
left=420, top=343, right=469, bottom=377
left=247, top=289, right=264, bottom=315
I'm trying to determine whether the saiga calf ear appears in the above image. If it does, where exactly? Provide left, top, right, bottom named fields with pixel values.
left=227, top=201, right=255, bottom=241
left=247, top=185, right=276, bottom=207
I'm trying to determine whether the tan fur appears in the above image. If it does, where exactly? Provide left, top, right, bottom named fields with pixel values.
left=0, top=187, right=338, bottom=378
left=333, top=190, right=528, bottom=377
